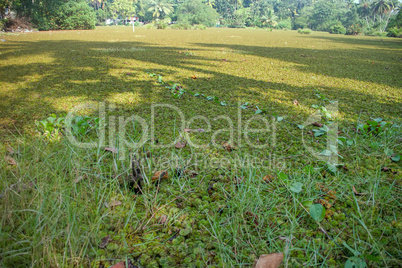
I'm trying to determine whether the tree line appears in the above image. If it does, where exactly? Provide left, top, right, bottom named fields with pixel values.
left=0, top=0, right=401, bottom=36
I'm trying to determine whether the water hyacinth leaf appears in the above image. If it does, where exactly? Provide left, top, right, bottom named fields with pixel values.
left=289, top=182, right=303, bottom=193
left=309, top=203, right=326, bottom=222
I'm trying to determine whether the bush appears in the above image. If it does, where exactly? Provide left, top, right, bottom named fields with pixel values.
left=329, top=24, right=346, bottom=34
left=228, top=14, right=245, bottom=28
left=387, top=27, right=402, bottom=38
left=32, top=0, right=96, bottom=30
left=277, top=19, right=292, bottom=30
left=346, top=24, right=362, bottom=35
left=0, top=18, right=6, bottom=31
left=193, top=24, right=206, bottom=30
left=57, top=1, right=96, bottom=30
left=298, top=28, right=312, bottom=34
left=155, top=20, right=167, bottom=29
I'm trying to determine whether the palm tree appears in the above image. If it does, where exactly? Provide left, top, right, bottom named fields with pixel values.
left=147, top=0, right=173, bottom=19
left=358, top=0, right=372, bottom=28
left=372, top=0, right=391, bottom=23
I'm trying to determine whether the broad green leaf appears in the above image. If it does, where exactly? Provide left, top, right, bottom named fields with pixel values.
left=297, top=124, right=304, bottom=129
left=384, top=148, right=394, bottom=157
left=391, top=155, right=400, bottom=162
left=309, top=204, right=326, bottom=222
left=344, top=257, right=367, bottom=268
left=289, top=182, right=303, bottom=193
left=302, top=200, right=313, bottom=208
left=346, top=140, right=354, bottom=146
left=277, top=172, right=288, bottom=182
left=277, top=116, right=283, bottom=122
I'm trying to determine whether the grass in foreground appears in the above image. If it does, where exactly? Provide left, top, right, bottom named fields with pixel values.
left=0, top=27, right=401, bottom=267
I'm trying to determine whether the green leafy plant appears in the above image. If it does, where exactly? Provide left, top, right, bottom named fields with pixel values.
left=35, top=114, right=65, bottom=140
left=357, top=118, right=391, bottom=136
left=298, top=28, right=312, bottom=34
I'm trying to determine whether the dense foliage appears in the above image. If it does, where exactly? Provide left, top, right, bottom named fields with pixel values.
left=1, top=1, right=401, bottom=33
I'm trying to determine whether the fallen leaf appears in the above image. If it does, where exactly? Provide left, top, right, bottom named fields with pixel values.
left=245, top=211, right=259, bottom=226
left=253, top=253, right=284, bottom=268
left=293, top=99, right=299, bottom=105
left=175, top=141, right=186, bottom=149
left=105, top=147, right=118, bottom=153
left=152, top=170, right=168, bottom=181
left=352, top=186, right=366, bottom=196
left=262, top=175, right=274, bottom=183
left=74, top=175, right=85, bottom=184
left=184, top=170, right=198, bottom=177
left=105, top=200, right=122, bottom=208
left=222, top=59, right=228, bottom=62
left=183, top=128, right=193, bottom=132
left=6, top=147, right=14, bottom=154
left=222, top=142, right=234, bottom=152
left=99, top=235, right=111, bottom=249
left=318, top=199, right=332, bottom=209
left=234, top=176, right=243, bottom=185
left=110, top=262, right=125, bottom=268
left=312, top=122, right=323, bottom=127
left=342, top=165, right=349, bottom=171
left=5, top=155, right=17, bottom=165
left=159, top=215, right=168, bottom=224
left=307, top=130, right=314, bottom=136
left=191, top=75, right=197, bottom=79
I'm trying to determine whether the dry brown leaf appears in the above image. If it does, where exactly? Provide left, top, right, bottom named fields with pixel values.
left=105, top=200, right=122, bottom=208
left=152, top=170, right=169, bottom=181
left=263, top=175, right=274, bottom=183
left=6, top=146, right=14, bottom=154
left=99, top=235, right=111, bottom=249
left=253, top=253, right=284, bottom=268
left=175, top=141, right=186, bottom=149
left=104, top=147, right=118, bottom=153
left=184, top=169, right=198, bottom=177
left=312, top=122, right=323, bottom=127
left=159, top=215, right=168, bottom=224
left=234, top=176, right=243, bottom=185
left=5, top=155, right=17, bottom=166
left=191, top=75, right=197, bottom=79
left=183, top=128, right=193, bottom=132
left=110, top=261, right=125, bottom=268
left=222, top=142, right=234, bottom=152
left=318, top=199, right=332, bottom=209
left=352, top=186, right=366, bottom=196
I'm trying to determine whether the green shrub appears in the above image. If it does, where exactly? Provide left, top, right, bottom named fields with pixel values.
left=387, top=27, right=402, bottom=38
left=346, top=24, right=362, bottom=35
left=0, top=18, right=7, bottom=31
left=155, top=20, right=167, bottom=29
left=298, top=28, right=312, bottom=34
left=329, top=24, right=346, bottom=34
left=193, top=24, right=206, bottom=30
left=32, top=0, right=96, bottom=30
left=277, top=19, right=292, bottom=30
left=57, top=1, right=96, bottom=30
